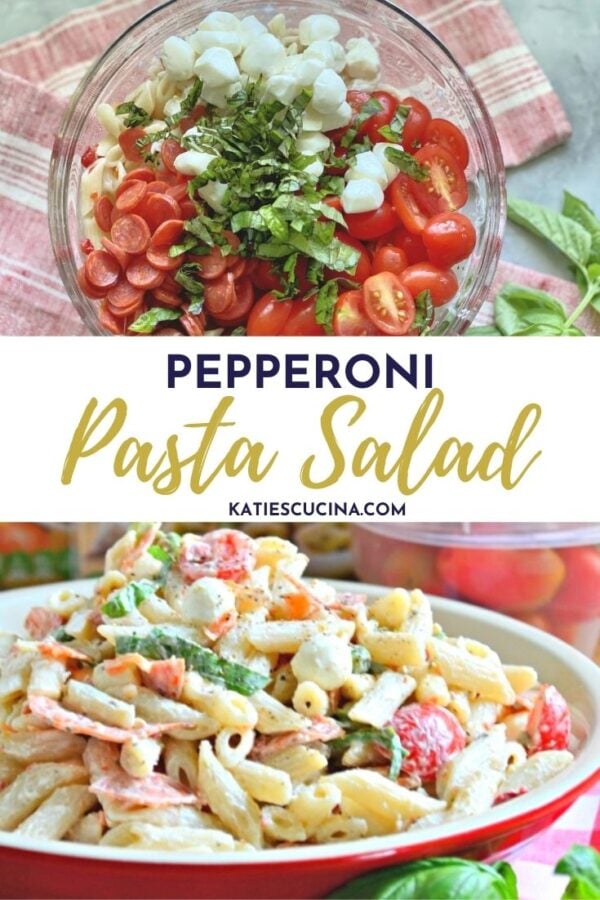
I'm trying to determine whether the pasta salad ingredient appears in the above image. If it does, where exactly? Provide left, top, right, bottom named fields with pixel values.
left=0, top=525, right=574, bottom=852
left=78, top=10, right=477, bottom=335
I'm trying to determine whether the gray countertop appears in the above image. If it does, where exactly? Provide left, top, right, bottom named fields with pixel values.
left=2, top=0, right=599, bottom=279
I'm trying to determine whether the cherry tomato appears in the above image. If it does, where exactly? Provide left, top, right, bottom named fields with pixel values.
left=422, top=212, right=477, bottom=268
left=179, top=529, right=256, bottom=583
left=548, top=547, right=600, bottom=623
left=390, top=703, right=466, bottom=780
left=526, top=684, right=571, bottom=752
left=363, top=272, right=415, bottom=336
left=388, top=175, right=428, bottom=234
left=326, top=232, right=372, bottom=284
left=246, top=292, right=293, bottom=336
left=251, top=258, right=309, bottom=294
left=281, top=298, right=326, bottom=335
left=345, top=201, right=398, bottom=240
left=333, top=290, right=380, bottom=336
left=380, top=542, right=445, bottom=594
left=323, top=195, right=343, bottom=213
left=400, top=263, right=459, bottom=307
left=364, top=91, right=400, bottom=144
left=436, top=548, right=567, bottom=612
left=401, top=97, right=432, bottom=152
left=326, top=90, right=370, bottom=142
left=410, top=144, right=468, bottom=215
left=372, top=244, right=408, bottom=276
left=424, top=118, right=470, bottom=169
left=387, top=229, right=428, bottom=265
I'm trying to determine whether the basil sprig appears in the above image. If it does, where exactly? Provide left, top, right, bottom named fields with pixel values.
left=102, top=580, right=157, bottom=618
left=555, top=845, right=600, bottom=898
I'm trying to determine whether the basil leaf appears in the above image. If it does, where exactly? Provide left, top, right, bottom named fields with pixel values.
left=174, top=263, right=205, bottom=299
left=115, top=627, right=269, bottom=695
left=412, top=289, right=434, bottom=334
left=385, top=147, right=428, bottom=181
left=467, top=325, right=503, bottom=335
left=169, top=235, right=199, bottom=258
left=52, top=627, right=74, bottom=643
left=115, top=102, right=151, bottom=128
left=148, top=531, right=181, bottom=569
left=508, top=197, right=592, bottom=266
left=350, top=644, right=371, bottom=674
left=556, top=845, right=600, bottom=899
left=562, top=192, right=600, bottom=264
left=102, top=580, right=157, bottom=618
left=129, top=308, right=182, bottom=334
left=341, top=96, right=383, bottom=148
left=328, top=858, right=518, bottom=899
left=314, top=281, right=339, bottom=334
left=494, top=283, right=569, bottom=335
left=378, top=105, right=410, bottom=142
left=330, top=726, right=405, bottom=780
left=179, top=77, right=204, bottom=117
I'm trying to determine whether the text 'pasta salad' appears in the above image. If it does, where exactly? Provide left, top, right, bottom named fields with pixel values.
left=78, top=10, right=476, bottom=336
left=0, top=526, right=573, bottom=851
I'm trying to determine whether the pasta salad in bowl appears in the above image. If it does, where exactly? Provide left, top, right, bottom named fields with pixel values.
left=0, top=526, right=598, bottom=898
left=49, top=0, right=505, bottom=336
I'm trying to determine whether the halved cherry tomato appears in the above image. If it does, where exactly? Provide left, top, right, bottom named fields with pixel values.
left=345, top=201, right=397, bottom=240
left=247, top=293, right=293, bottom=336
left=203, top=272, right=236, bottom=315
left=326, top=89, right=370, bottom=142
left=161, top=138, right=184, bottom=173
left=424, top=118, right=470, bottom=169
left=526, top=684, right=571, bottom=752
left=213, top=279, right=255, bottom=325
left=372, top=244, right=408, bottom=277
left=251, top=257, right=310, bottom=294
left=422, top=212, right=477, bottom=268
left=548, top=547, right=600, bottom=623
left=410, top=144, right=468, bottom=215
left=118, top=127, right=147, bottom=164
left=333, top=290, right=380, bottom=336
left=281, top=298, right=326, bottom=335
left=401, top=97, right=432, bottom=152
left=388, top=174, right=428, bottom=234
left=400, top=263, right=459, bottom=306
left=94, top=196, right=113, bottom=233
left=81, top=146, right=97, bottom=168
left=323, top=195, right=343, bottom=213
left=390, top=703, right=466, bottom=780
left=363, top=272, right=415, bottom=336
left=386, top=228, right=428, bottom=265
left=178, top=104, right=207, bottom=135
left=326, top=232, right=371, bottom=284
left=364, top=90, right=399, bottom=144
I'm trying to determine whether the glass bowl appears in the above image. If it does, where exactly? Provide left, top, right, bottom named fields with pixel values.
left=352, top=523, right=600, bottom=659
left=49, top=0, right=506, bottom=336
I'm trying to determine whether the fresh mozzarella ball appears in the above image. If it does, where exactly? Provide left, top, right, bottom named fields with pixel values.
left=345, top=37, right=380, bottom=80
left=202, top=81, right=242, bottom=109
left=188, top=29, right=243, bottom=57
left=265, top=73, right=300, bottom=105
left=302, top=107, right=323, bottom=131
left=303, top=40, right=346, bottom=74
left=240, top=33, right=286, bottom=77
left=163, top=97, right=182, bottom=118
left=131, top=553, right=163, bottom=581
left=296, top=131, right=331, bottom=155
left=304, top=159, right=325, bottom=179
left=311, top=69, right=347, bottom=114
left=181, top=576, right=235, bottom=626
left=346, top=151, right=389, bottom=189
left=293, top=55, right=326, bottom=86
left=161, top=36, right=195, bottom=82
left=120, top=738, right=161, bottom=779
left=319, top=101, right=352, bottom=131
left=291, top=635, right=353, bottom=690
left=194, top=47, right=239, bottom=87
left=341, top=179, right=384, bottom=213
left=239, top=14, right=268, bottom=47
left=174, top=150, right=218, bottom=176
left=198, top=181, right=228, bottom=213
left=267, top=12, right=287, bottom=39
left=197, top=11, right=241, bottom=32
left=373, top=142, right=404, bottom=182
left=298, top=14, right=341, bottom=46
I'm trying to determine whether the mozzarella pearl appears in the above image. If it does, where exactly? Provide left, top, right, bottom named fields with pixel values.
left=303, top=40, right=346, bottom=74
left=198, top=181, right=228, bottom=214
left=291, top=635, right=353, bottom=690
left=181, top=576, right=235, bottom=626
left=341, top=179, right=384, bottom=213
left=319, top=101, right=352, bottom=131
left=296, top=131, right=331, bottom=155
left=161, top=37, right=195, bottom=82
left=346, top=151, right=389, bottom=189
left=265, top=73, right=301, bottom=105
left=298, top=15, right=341, bottom=46
left=240, top=34, right=286, bottom=78
left=188, top=29, right=243, bottom=57
left=194, top=47, right=239, bottom=87
left=311, top=68, right=347, bottom=114
left=345, top=37, right=380, bottom=80
left=174, top=150, right=218, bottom=176
left=197, top=11, right=241, bottom=33
left=373, top=142, right=404, bottom=182
left=304, top=159, right=325, bottom=179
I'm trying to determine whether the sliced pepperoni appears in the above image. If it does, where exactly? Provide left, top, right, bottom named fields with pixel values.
left=189, top=247, right=227, bottom=280
left=204, top=271, right=236, bottom=315
left=37, top=640, right=90, bottom=662
left=179, top=199, right=197, bottom=220
left=213, top=278, right=254, bottom=325
left=111, top=214, right=151, bottom=254
left=112, top=300, right=146, bottom=322
left=24, top=607, right=63, bottom=640
left=161, top=138, right=184, bottom=173
left=85, top=250, right=121, bottom=290
left=142, top=658, right=185, bottom=700
left=126, top=257, right=165, bottom=290
left=91, top=771, right=196, bottom=808
left=115, top=180, right=148, bottom=213
left=156, top=326, right=183, bottom=336
left=153, top=287, right=183, bottom=307
left=101, top=236, right=131, bottom=271
left=118, top=127, right=147, bottom=164
left=166, top=182, right=188, bottom=203
left=110, top=206, right=127, bottom=226
left=180, top=311, right=205, bottom=335
left=98, top=301, right=123, bottom=334
left=161, top=272, right=183, bottom=294
left=77, top=265, right=107, bottom=299
left=150, top=218, right=185, bottom=249
left=146, top=245, right=181, bottom=271
left=250, top=717, right=345, bottom=761
left=106, top=277, right=145, bottom=311
left=143, top=193, right=182, bottom=230
left=94, top=196, right=113, bottom=233
left=123, top=167, right=156, bottom=184
left=223, top=230, right=240, bottom=254
left=146, top=180, right=169, bottom=194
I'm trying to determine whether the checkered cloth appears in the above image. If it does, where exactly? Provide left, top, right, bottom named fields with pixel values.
left=0, top=0, right=578, bottom=335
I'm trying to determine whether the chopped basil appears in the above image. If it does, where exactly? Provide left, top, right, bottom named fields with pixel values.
left=412, top=289, right=434, bottom=334
left=102, top=580, right=157, bottom=618
left=52, top=627, right=74, bottom=643
left=314, top=281, right=339, bottom=334
left=330, top=724, right=406, bottom=780
left=115, top=102, right=152, bottom=128
left=341, top=96, right=383, bottom=148
left=115, top=628, right=269, bottom=695
left=384, top=146, right=428, bottom=181
left=378, top=104, right=411, bottom=142
left=129, top=308, right=182, bottom=334
left=350, top=644, right=371, bottom=674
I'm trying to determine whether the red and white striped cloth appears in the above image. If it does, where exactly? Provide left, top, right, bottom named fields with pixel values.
left=0, top=0, right=576, bottom=335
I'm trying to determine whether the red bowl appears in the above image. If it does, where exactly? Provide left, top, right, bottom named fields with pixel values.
left=1, top=581, right=598, bottom=899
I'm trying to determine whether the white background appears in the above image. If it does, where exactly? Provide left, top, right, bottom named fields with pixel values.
left=0, top=336, right=595, bottom=522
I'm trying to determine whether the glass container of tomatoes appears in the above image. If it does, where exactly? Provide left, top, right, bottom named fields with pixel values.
left=50, top=0, right=505, bottom=336
left=352, top=523, right=600, bottom=659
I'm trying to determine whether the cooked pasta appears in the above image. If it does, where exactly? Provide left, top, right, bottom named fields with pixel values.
left=0, top=524, right=574, bottom=852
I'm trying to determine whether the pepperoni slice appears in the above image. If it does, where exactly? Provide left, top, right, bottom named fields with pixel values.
left=146, top=180, right=169, bottom=194
left=118, top=127, right=147, bottom=164
left=77, top=265, right=106, bottom=299
left=161, top=272, right=183, bottom=294
left=94, top=196, right=113, bottom=233
left=111, top=214, right=151, bottom=254
left=213, top=278, right=254, bottom=325
left=146, top=246, right=181, bottom=271
left=123, top=167, right=156, bottom=184
left=180, top=311, right=205, bottom=335
left=153, top=287, right=183, bottom=307
left=143, top=193, right=182, bottom=230
left=189, top=247, right=227, bottom=280
left=166, top=183, right=188, bottom=203
left=150, top=218, right=185, bottom=249
left=84, top=250, right=121, bottom=290
left=109, top=298, right=146, bottom=320
left=115, top=180, right=148, bottom=213
left=98, top=301, right=123, bottom=334
left=161, top=138, right=184, bottom=173
left=106, top=277, right=145, bottom=311
left=204, top=271, right=236, bottom=315
left=179, top=199, right=197, bottom=220
left=101, top=236, right=130, bottom=271
left=126, top=256, right=165, bottom=290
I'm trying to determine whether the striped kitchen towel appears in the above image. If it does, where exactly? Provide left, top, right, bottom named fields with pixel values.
left=0, top=0, right=573, bottom=334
